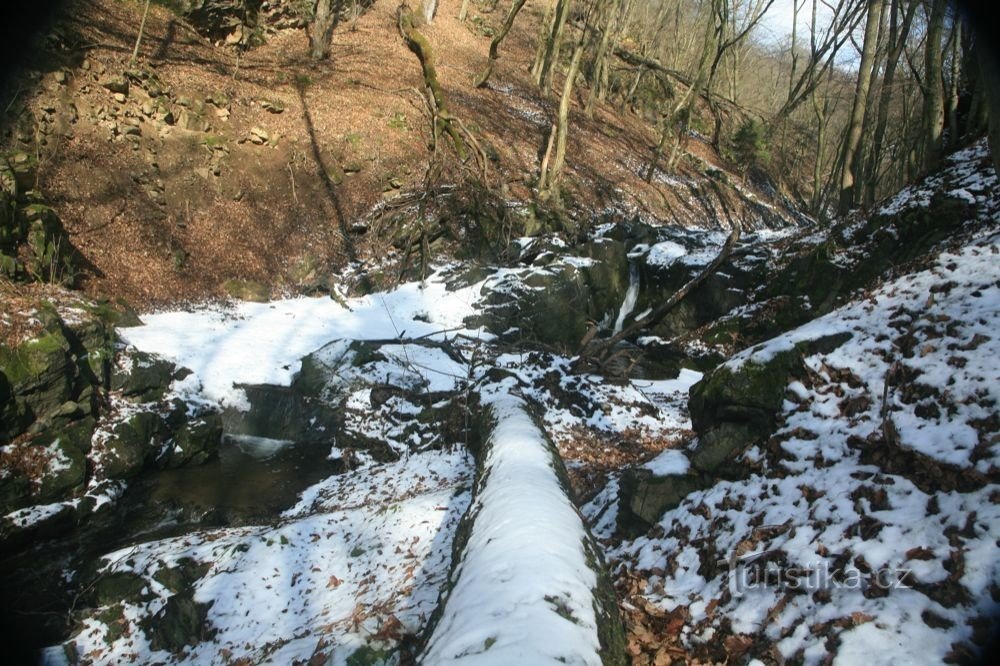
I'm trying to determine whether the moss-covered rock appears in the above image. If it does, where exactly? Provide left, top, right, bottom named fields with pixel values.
left=94, top=572, right=149, bottom=607
left=0, top=327, right=74, bottom=439
left=618, top=468, right=708, bottom=534
left=146, top=593, right=213, bottom=653
left=34, top=433, right=87, bottom=503
left=160, top=412, right=223, bottom=469
left=152, top=558, right=211, bottom=595
left=689, top=350, right=800, bottom=434
left=102, top=411, right=167, bottom=479
left=687, top=333, right=852, bottom=475
left=22, top=204, right=75, bottom=286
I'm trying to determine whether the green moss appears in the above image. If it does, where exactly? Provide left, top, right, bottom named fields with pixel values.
left=346, top=645, right=391, bottom=666
left=387, top=112, right=408, bottom=130
left=0, top=330, right=70, bottom=386
left=222, top=279, right=270, bottom=303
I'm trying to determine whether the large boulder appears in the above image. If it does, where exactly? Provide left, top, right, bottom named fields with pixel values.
left=221, top=383, right=338, bottom=444
left=618, top=468, right=708, bottom=535
left=469, top=237, right=631, bottom=349
left=111, top=351, right=179, bottom=402
left=0, top=428, right=88, bottom=513
left=0, top=324, right=74, bottom=439
left=146, top=593, right=214, bottom=653
left=22, top=204, right=76, bottom=287
left=687, top=332, right=852, bottom=476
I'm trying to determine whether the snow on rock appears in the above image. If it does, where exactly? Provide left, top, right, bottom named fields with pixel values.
left=879, top=139, right=998, bottom=218
left=643, top=449, right=691, bottom=476
left=421, top=384, right=617, bottom=665
left=119, top=271, right=485, bottom=410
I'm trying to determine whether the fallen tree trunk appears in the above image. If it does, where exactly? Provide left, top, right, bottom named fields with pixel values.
left=418, top=384, right=627, bottom=664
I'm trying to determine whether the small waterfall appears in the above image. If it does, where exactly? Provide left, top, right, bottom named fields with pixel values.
left=613, top=260, right=640, bottom=335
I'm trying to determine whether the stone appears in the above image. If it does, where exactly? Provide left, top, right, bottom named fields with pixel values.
left=248, top=127, right=269, bottom=144
left=112, top=351, right=176, bottom=402
left=152, top=558, right=211, bottom=594
left=101, top=77, right=129, bottom=96
left=618, top=468, right=708, bottom=533
left=222, top=384, right=338, bottom=444
left=101, top=411, right=166, bottom=479
left=260, top=100, right=284, bottom=114
left=146, top=594, right=213, bottom=653
left=160, top=411, right=222, bottom=469
left=686, top=333, right=852, bottom=475
left=94, top=572, right=149, bottom=606
left=0, top=325, right=73, bottom=439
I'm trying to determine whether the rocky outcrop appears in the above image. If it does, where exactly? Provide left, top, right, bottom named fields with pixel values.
left=1, top=302, right=224, bottom=518
left=0, top=155, right=78, bottom=286
left=618, top=332, right=852, bottom=532
left=468, top=236, right=632, bottom=350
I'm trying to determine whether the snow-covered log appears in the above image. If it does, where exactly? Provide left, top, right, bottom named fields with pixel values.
left=420, top=382, right=626, bottom=665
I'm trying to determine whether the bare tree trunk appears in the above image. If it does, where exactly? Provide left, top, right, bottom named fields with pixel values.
left=976, top=37, right=1000, bottom=178
left=922, top=0, right=947, bottom=171
left=539, top=27, right=587, bottom=202
left=475, top=0, right=528, bottom=88
left=946, top=18, right=962, bottom=150
left=838, top=0, right=883, bottom=214
left=863, top=0, right=917, bottom=205
left=131, top=0, right=153, bottom=64
left=423, top=0, right=438, bottom=24
left=536, top=0, right=573, bottom=95
left=585, top=0, right=623, bottom=117
left=459, top=0, right=471, bottom=21
left=531, top=0, right=558, bottom=81
left=309, top=0, right=338, bottom=60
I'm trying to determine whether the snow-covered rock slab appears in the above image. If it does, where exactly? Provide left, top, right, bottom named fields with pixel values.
left=421, top=384, right=626, bottom=665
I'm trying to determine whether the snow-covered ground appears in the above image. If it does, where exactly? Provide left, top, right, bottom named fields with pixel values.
left=19, top=141, right=1000, bottom=665
left=607, top=214, right=1000, bottom=662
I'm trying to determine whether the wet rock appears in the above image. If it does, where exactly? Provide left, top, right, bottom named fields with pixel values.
left=102, top=411, right=167, bottom=480
left=222, top=384, right=337, bottom=444
left=160, top=411, right=223, bottom=469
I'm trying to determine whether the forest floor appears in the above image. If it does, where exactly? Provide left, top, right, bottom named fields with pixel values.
left=1, top=0, right=801, bottom=307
